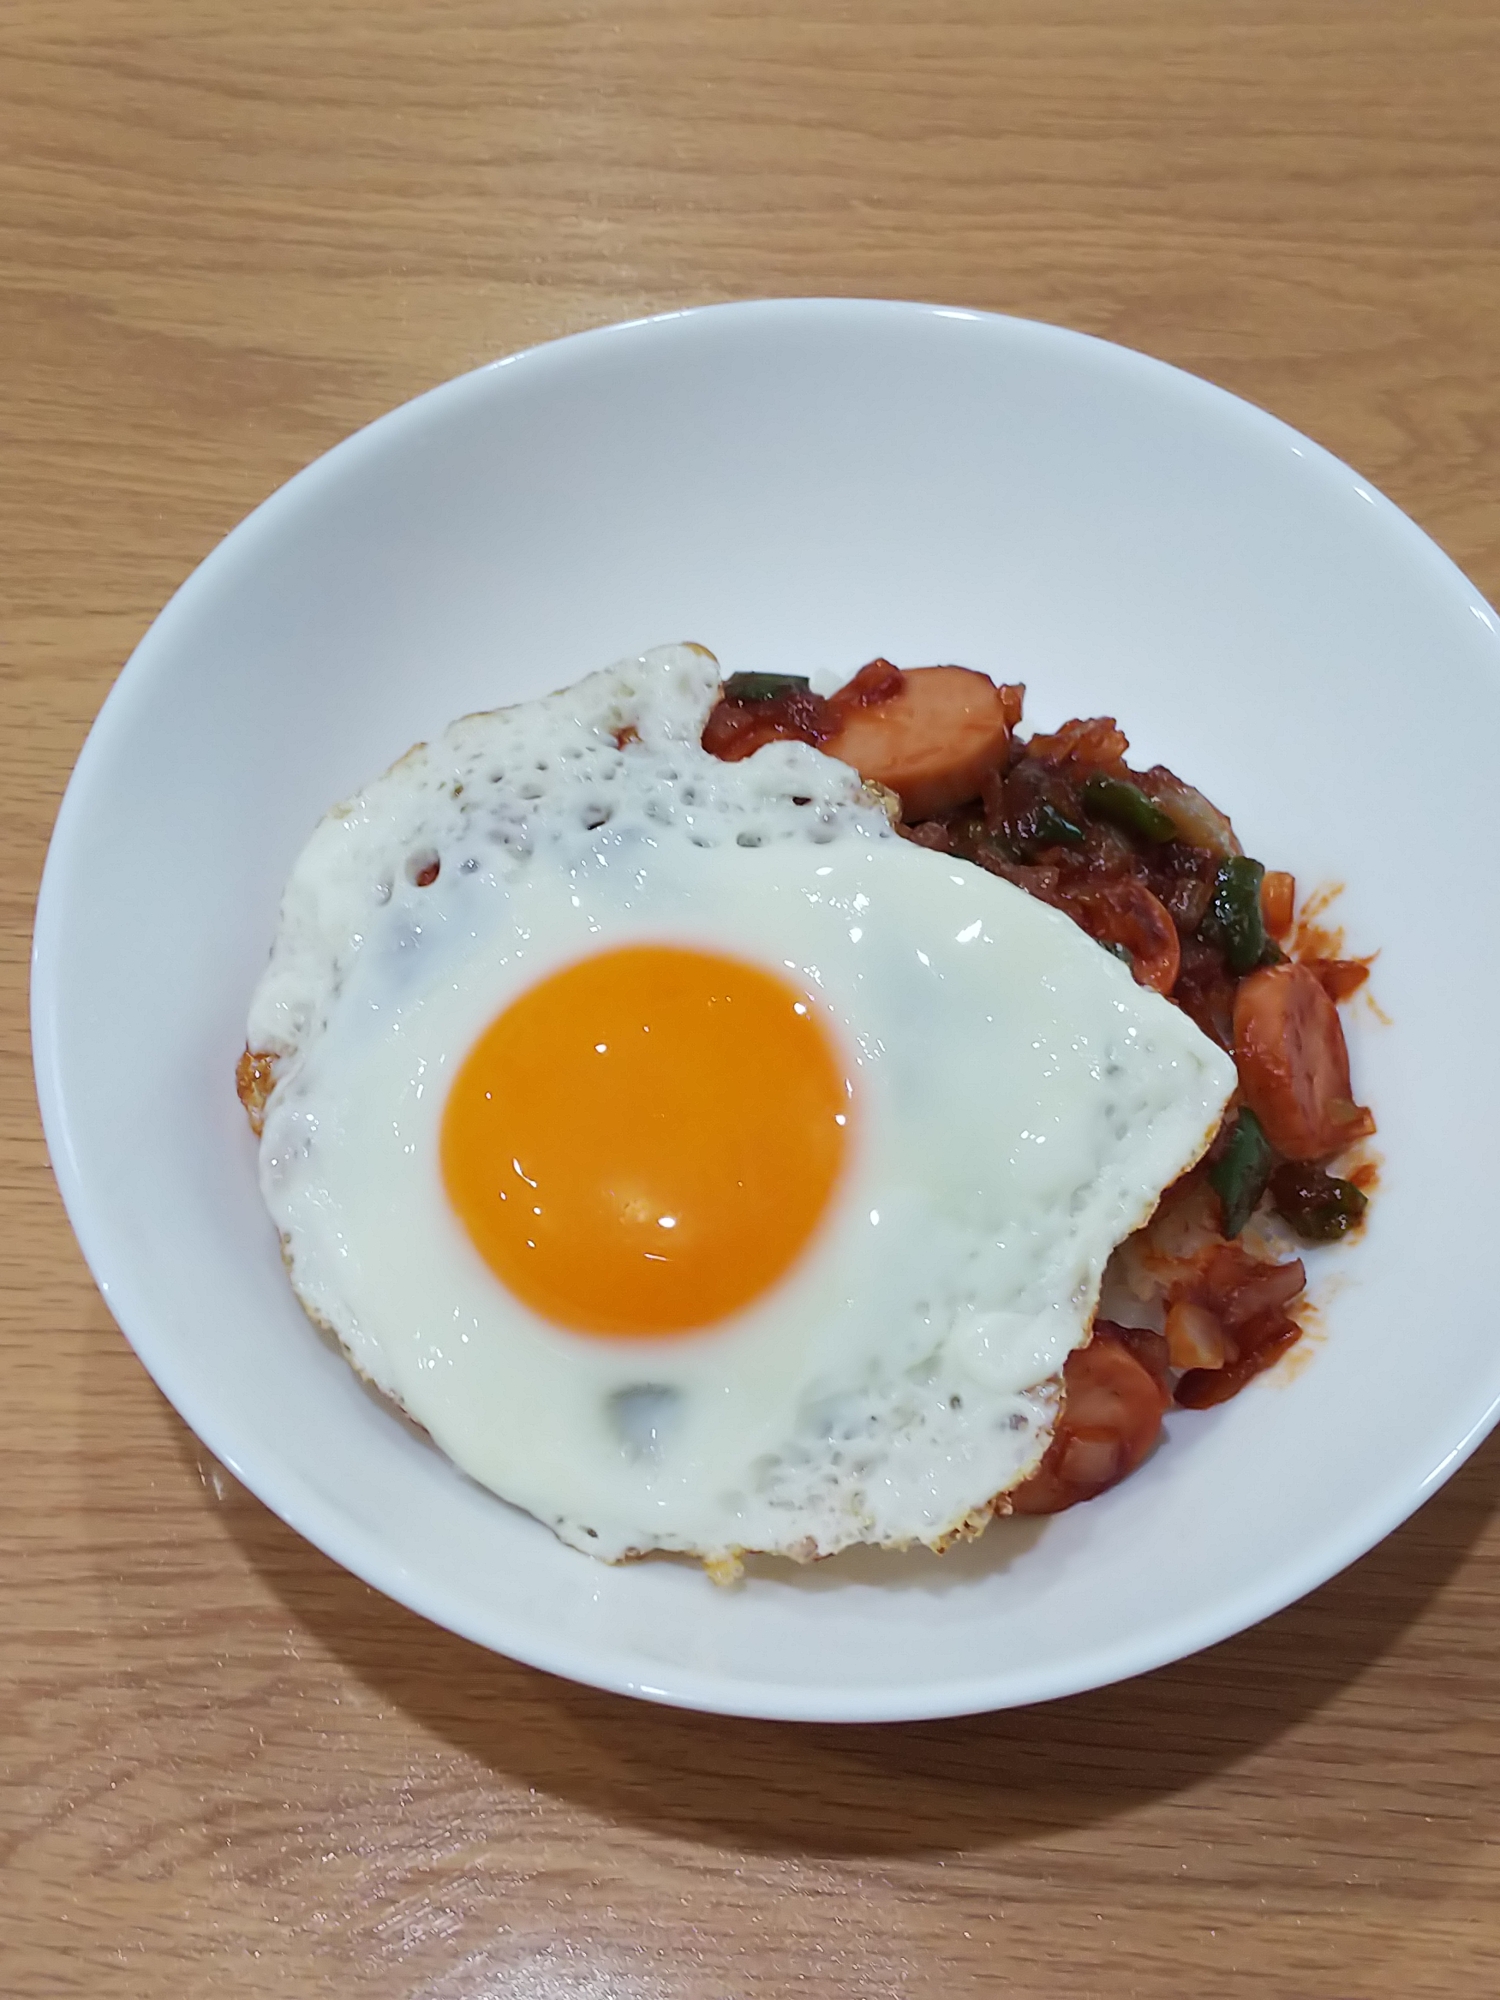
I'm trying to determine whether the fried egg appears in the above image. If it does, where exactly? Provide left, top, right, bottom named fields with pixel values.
left=247, top=644, right=1236, bottom=1567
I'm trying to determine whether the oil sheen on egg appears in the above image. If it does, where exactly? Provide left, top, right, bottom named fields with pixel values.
left=248, top=645, right=1236, bottom=1566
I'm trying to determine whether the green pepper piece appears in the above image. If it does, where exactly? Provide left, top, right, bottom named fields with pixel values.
left=1202, top=855, right=1269, bottom=973
left=1269, top=1163, right=1369, bottom=1242
left=722, top=671, right=813, bottom=704
left=1209, top=1107, right=1276, bottom=1237
left=1081, top=774, right=1177, bottom=844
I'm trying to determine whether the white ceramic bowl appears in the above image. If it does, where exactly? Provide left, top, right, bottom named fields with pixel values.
left=33, top=300, right=1500, bottom=1722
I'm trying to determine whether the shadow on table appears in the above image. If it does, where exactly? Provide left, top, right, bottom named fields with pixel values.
left=194, top=1409, right=1500, bottom=1860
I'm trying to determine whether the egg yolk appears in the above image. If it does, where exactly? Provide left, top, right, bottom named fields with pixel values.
left=440, top=944, right=852, bottom=1337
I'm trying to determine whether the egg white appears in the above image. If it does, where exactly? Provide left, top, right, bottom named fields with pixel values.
left=249, top=645, right=1236, bottom=1566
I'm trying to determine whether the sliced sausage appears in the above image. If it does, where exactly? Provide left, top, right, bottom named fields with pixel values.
left=820, top=665, right=1014, bottom=820
left=1060, top=878, right=1181, bottom=994
left=1233, top=962, right=1373, bottom=1160
left=1008, top=1325, right=1171, bottom=1515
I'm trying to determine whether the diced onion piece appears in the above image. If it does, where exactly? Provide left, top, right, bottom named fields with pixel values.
left=1164, top=1300, right=1230, bottom=1371
left=1140, top=769, right=1242, bottom=857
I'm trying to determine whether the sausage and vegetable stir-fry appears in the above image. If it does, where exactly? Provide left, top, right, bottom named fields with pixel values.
left=703, top=659, right=1376, bottom=1516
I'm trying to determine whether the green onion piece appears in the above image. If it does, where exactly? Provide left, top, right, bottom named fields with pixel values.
left=1269, top=1163, right=1369, bottom=1242
left=1081, top=774, right=1177, bottom=844
left=1202, top=855, right=1270, bottom=972
left=722, top=671, right=813, bottom=704
left=1021, top=799, right=1086, bottom=849
left=1209, top=1108, right=1277, bottom=1237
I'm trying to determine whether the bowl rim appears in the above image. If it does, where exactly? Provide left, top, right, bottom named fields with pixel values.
left=31, top=296, right=1500, bottom=1722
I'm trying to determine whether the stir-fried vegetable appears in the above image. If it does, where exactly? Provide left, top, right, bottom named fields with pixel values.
left=1202, top=855, right=1275, bottom=974
left=1015, top=797, right=1086, bottom=850
left=1081, top=773, right=1177, bottom=844
left=1209, top=1107, right=1276, bottom=1237
left=721, top=671, right=813, bottom=703
left=1138, top=768, right=1241, bottom=855
left=1270, top=1162, right=1369, bottom=1241
left=1175, top=1319, right=1302, bottom=1409
left=1164, top=1300, right=1230, bottom=1371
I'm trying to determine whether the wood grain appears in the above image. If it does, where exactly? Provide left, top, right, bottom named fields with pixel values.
left=4, top=3, right=1499, bottom=1994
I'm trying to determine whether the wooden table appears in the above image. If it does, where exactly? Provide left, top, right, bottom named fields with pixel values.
left=5, top=4, right=1499, bottom=1994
